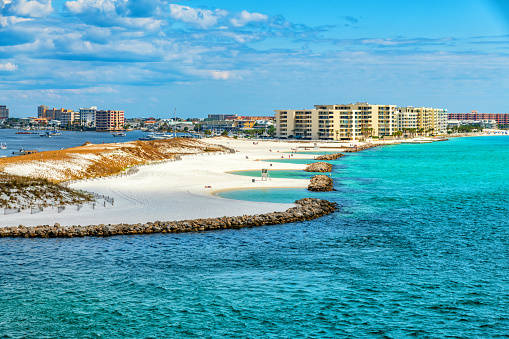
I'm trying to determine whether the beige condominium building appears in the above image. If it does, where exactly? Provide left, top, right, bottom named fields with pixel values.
left=275, top=103, right=397, bottom=140
left=396, top=107, right=448, bottom=134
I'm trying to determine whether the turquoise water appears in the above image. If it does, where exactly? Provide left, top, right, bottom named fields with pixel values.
left=262, top=158, right=318, bottom=164
left=2, top=136, right=509, bottom=337
left=217, top=188, right=324, bottom=203
left=228, top=169, right=315, bottom=179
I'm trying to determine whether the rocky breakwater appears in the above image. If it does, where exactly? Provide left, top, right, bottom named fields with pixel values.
left=0, top=198, right=337, bottom=238
left=344, top=143, right=378, bottom=152
left=308, top=175, right=334, bottom=192
left=315, top=153, right=344, bottom=161
left=304, top=162, right=332, bottom=173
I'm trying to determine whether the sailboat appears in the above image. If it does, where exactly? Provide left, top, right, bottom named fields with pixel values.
left=173, top=107, right=177, bottom=138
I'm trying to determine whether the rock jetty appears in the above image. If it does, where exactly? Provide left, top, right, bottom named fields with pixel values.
left=0, top=198, right=337, bottom=238
left=344, top=144, right=379, bottom=152
left=304, top=162, right=332, bottom=173
left=308, top=175, right=333, bottom=192
left=315, top=153, right=344, bottom=161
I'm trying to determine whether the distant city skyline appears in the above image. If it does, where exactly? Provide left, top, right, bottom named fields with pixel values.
left=1, top=0, right=509, bottom=118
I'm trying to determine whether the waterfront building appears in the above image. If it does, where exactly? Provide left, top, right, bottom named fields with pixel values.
left=234, top=120, right=257, bottom=129
left=200, top=120, right=236, bottom=133
left=397, top=107, right=448, bottom=134
left=0, top=105, right=9, bottom=120
left=95, top=110, right=125, bottom=131
left=275, top=103, right=449, bottom=140
left=60, top=111, right=79, bottom=126
left=448, top=112, right=509, bottom=126
left=208, top=114, right=238, bottom=121
left=448, top=119, right=496, bottom=129
left=38, top=105, right=73, bottom=121
left=34, top=118, right=48, bottom=124
left=395, top=107, right=418, bottom=132
left=79, top=107, right=97, bottom=127
left=275, top=103, right=397, bottom=140
left=38, top=105, right=48, bottom=119
left=236, top=116, right=275, bottom=121
left=125, top=118, right=143, bottom=128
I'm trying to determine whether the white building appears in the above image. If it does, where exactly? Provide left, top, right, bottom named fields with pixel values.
left=80, top=106, right=97, bottom=127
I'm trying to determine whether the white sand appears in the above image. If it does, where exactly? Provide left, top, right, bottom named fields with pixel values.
left=0, top=139, right=348, bottom=227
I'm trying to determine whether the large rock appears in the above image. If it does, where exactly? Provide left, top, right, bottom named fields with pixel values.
left=304, top=162, right=332, bottom=172
left=308, top=175, right=334, bottom=192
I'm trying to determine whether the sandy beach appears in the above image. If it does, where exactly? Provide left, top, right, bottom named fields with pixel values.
left=0, top=139, right=351, bottom=227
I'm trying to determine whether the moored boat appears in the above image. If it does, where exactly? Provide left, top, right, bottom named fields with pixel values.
left=12, top=148, right=38, bottom=155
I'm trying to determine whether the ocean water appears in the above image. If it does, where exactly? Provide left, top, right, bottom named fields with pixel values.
left=0, top=129, right=189, bottom=157
left=2, top=136, right=509, bottom=338
left=227, top=169, right=315, bottom=179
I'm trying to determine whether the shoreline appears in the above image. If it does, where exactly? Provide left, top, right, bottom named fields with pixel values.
left=0, top=134, right=481, bottom=230
left=0, top=198, right=337, bottom=238
left=0, top=138, right=334, bottom=228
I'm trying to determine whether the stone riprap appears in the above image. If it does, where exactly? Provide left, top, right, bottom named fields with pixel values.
left=308, top=175, right=334, bottom=192
left=315, top=153, right=344, bottom=161
left=343, top=144, right=379, bottom=152
left=304, top=162, right=332, bottom=173
left=0, top=198, right=337, bottom=238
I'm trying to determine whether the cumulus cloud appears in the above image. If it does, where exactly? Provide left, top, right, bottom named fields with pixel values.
left=7, top=0, right=53, bottom=18
left=169, top=4, right=227, bottom=29
left=230, top=10, right=267, bottom=27
left=0, top=62, right=17, bottom=71
left=65, top=0, right=162, bottom=29
left=65, top=0, right=117, bottom=14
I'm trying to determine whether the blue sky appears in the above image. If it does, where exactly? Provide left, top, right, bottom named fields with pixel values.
left=1, top=0, right=509, bottom=118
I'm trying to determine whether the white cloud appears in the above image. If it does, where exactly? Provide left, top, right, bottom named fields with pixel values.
left=0, top=14, right=32, bottom=26
left=230, top=10, right=267, bottom=27
left=65, top=0, right=162, bottom=30
left=65, top=0, right=117, bottom=14
left=0, top=62, right=18, bottom=71
left=169, top=4, right=227, bottom=29
left=9, top=0, right=53, bottom=18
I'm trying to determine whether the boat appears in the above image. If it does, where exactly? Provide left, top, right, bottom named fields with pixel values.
left=15, top=131, right=38, bottom=135
left=40, top=132, right=51, bottom=137
left=12, top=148, right=38, bottom=155
left=0, top=143, right=6, bottom=149
left=112, top=132, right=126, bottom=137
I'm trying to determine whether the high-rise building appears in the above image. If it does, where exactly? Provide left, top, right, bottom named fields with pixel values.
left=79, top=107, right=97, bottom=127
left=275, top=103, right=447, bottom=140
left=37, top=105, right=73, bottom=121
left=448, top=113, right=509, bottom=125
left=275, top=103, right=397, bottom=140
left=397, top=107, right=448, bottom=133
left=38, top=105, right=49, bottom=119
left=60, top=111, right=79, bottom=126
left=0, top=105, right=9, bottom=120
left=96, top=110, right=125, bottom=131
